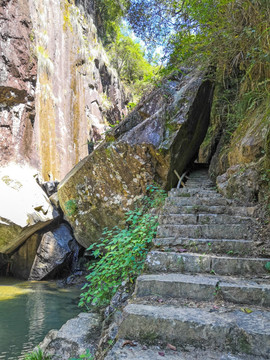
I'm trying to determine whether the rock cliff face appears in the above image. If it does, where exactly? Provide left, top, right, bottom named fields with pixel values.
left=0, top=0, right=127, bottom=181
left=58, top=69, right=214, bottom=248
left=199, top=96, right=270, bottom=205
left=0, top=0, right=127, bottom=274
left=0, top=0, right=37, bottom=167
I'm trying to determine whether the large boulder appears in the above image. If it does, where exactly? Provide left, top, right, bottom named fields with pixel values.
left=29, top=223, right=79, bottom=280
left=58, top=69, right=214, bottom=248
left=0, top=165, right=58, bottom=254
left=38, top=312, right=102, bottom=360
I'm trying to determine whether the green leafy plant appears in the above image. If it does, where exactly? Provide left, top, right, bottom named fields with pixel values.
left=64, top=199, right=78, bottom=216
left=265, top=262, right=270, bottom=272
left=69, top=349, right=94, bottom=360
left=79, top=186, right=166, bottom=309
left=23, top=347, right=51, bottom=360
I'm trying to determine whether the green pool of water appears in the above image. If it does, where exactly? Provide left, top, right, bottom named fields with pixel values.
left=0, top=277, right=81, bottom=359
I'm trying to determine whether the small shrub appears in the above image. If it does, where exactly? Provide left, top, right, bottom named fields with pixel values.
left=23, top=347, right=51, bottom=360
left=79, top=186, right=166, bottom=309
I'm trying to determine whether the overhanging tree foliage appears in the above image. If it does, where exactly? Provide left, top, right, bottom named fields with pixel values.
left=127, top=0, right=270, bottom=86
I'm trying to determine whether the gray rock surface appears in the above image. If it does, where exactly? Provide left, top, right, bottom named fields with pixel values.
left=58, top=69, right=214, bottom=248
left=29, top=223, right=79, bottom=280
left=106, top=340, right=263, bottom=360
left=38, top=312, right=102, bottom=360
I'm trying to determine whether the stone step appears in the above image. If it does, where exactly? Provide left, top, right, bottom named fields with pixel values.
left=166, top=197, right=233, bottom=207
left=145, top=251, right=270, bottom=276
left=135, top=273, right=270, bottom=307
left=153, top=238, right=253, bottom=255
left=169, top=188, right=221, bottom=197
left=185, top=183, right=214, bottom=189
left=187, top=175, right=210, bottom=178
left=118, top=303, right=270, bottom=358
left=185, top=178, right=211, bottom=183
left=163, top=204, right=256, bottom=217
left=159, top=214, right=253, bottom=225
left=105, top=340, right=260, bottom=360
left=156, top=224, right=252, bottom=240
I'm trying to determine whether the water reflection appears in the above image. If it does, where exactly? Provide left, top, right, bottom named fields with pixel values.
left=0, top=277, right=81, bottom=359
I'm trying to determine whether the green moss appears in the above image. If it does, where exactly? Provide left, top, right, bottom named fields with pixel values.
left=165, top=119, right=178, bottom=133
left=238, top=335, right=252, bottom=354
left=105, top=135, right=115, bottom=143
left=178, top=193, right=191, bottom=197
left=64, top=199, right=78, bottom=216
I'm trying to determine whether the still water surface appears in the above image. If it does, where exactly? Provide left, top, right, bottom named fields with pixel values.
left=0, top=277, right=81, bottom=359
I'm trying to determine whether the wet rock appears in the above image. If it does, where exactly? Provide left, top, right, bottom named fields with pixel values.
left=10, top=233, right=41, bottom=280
left=29, top=223, right=79, bottom=280
left=38, top=312, right=102, bottom=360
left=0, top=254, right=8, bottom=275
left=0, top=164, right=58, bottom=254
left=58, top=68, right=214, bottom=248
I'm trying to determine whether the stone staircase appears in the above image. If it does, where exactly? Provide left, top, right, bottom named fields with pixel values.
left=106, top=167, right=270, bottom=359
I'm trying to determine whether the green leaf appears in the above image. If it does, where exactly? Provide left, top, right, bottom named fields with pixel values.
left=265, top=262, right=270, bottom=272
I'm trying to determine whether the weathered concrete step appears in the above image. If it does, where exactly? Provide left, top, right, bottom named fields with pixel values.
left=159, top=214, right=253, bottom=225
left=119, top=303, right=270, bottom=358
left=136, top=273, right=270, bottom=307
left=185, top=179, right=213, bottom=183
left=146, top=251, right=270, bottom=276
left=105, top=340, right=259, bottom=359
left=185, top=183, right=214, bottom=189
left=156, top=224, right=251, bottom=240
left=153, top=238, right=253, bottom=255
left=186, top=178, right=211, bottom=182
left=169, top=188, right=221, bottom=197
left=163, top=205, right=257, bottom=217
left=166, top=197, right=233, bottom=206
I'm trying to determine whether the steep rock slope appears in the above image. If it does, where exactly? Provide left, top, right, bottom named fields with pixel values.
left=0, top=0, right=37, bottom=167
left=58, top=69, right=214, bottom=248
left=0, top=0, right=127, bottom=181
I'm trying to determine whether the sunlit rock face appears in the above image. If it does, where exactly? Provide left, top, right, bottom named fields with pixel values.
left=0, top=0, right=127, bottom=181
left=58, top=69, right=214, bottom=248
left=0, top=164, right=58, bottom=254
left=0, top=0, right=37, bottom=168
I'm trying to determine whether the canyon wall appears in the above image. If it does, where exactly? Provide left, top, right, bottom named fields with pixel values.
left=0, top=0, right=127, bottom=181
